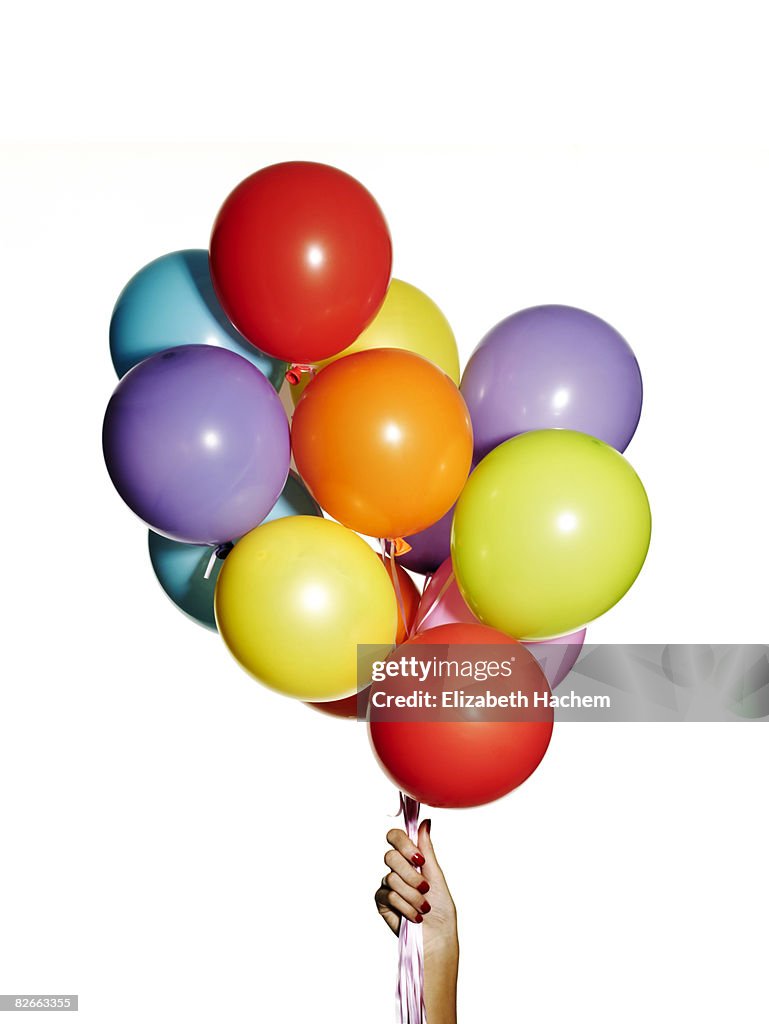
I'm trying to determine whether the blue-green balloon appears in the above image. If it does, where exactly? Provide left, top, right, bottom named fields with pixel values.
left=148, top=471, right=323, bottom=630
left=109, top=249, right=287, bottom=388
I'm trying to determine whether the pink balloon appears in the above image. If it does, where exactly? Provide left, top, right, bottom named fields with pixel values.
left=415, top=558, right=586, bottom=688
left=417, top=557, right=474, bottom=631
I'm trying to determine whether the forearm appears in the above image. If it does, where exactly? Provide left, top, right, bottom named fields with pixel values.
left=424, top=935, right=459, bottom=1024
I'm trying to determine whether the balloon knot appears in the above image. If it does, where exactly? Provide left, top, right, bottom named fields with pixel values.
left=286, top=363, right=316, bottom=386
left=204, top=542, right=234, bottom=580
left=390, top=537, right=412, bottom=556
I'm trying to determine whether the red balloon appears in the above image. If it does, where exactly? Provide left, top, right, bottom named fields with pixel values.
left=210, top=162, right=392, bottom=364
left=369, top=624, right=553, bottom=808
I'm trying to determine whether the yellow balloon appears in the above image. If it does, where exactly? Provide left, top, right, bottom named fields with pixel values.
left=290, top=278, right=460, bottom=402
left=215, top=516, right=397, bottom=700
left=452, top=430, right=651, bottom=639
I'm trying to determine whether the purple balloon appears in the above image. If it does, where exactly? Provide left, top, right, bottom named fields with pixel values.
left=103, top=345, right=290, bottom=544
left=524, top=630, right=586, bottom=690
left=461, top=305, right=642, bottom=461
left=397, top=502, right=455, bottom=576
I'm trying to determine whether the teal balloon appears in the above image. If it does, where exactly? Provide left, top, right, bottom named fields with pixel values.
left=109, top=249, right=287, bottom=388
left=148, top=471, right=323, bottom=630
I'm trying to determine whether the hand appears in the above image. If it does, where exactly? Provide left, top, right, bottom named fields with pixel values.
left=375, top=819, right=457, bottom=953
left=375, top=819, right=459, bottom=1023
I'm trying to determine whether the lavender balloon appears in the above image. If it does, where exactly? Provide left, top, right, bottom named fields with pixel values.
left=397, top=503, right=455, bottom=576
left=526, top=632, right=586, bottom=690
left=398, top=458, right=480, bottom=575
left=103, top=345, right=290, bottom=544
left=461, top=305, right=642, bottom=461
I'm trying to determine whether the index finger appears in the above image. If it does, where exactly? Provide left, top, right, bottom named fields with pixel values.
left=386, top=828, right=425, bottom=867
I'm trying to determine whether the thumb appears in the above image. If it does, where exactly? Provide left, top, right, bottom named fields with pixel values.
left=417, top=818, right=445, bottom=884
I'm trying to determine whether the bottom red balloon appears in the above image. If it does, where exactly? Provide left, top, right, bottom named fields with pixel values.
left=368, top=623, right=553, bottom=807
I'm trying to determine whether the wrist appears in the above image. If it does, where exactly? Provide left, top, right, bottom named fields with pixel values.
left=424, top=930, right=459, bottom=962
left=423, top=930, right=459, bottom=1024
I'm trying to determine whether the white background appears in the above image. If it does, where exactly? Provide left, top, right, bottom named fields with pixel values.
left=1, top=3, right=768, bottom=1022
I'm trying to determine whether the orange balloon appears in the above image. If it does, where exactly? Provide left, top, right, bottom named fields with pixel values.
left=306, top=554, right=421, bottom=719
left=292, top=349, right=473, bottom=538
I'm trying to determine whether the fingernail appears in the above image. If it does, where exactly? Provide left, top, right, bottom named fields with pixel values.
left=411, top=853, right=425, bottom=867
left=414, top=913, right=423, bottom=924
left=420, top=900, right=431, bottom=914
left=417, top=880, right=430, bottom=895
left=425, top=819, right=432, bottom=834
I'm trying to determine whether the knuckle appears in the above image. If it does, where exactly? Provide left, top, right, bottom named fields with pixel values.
left=403, top=886, right=419, bottom=906
left=386, top=829, right=403, bottom=846
left=385, top=872, right=398, bottom=890
left=384, top=850, right=396, bottom=868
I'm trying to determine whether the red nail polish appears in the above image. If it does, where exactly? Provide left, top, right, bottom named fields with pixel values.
left=411, top=853, right=425, bottom=867
left=424, top=819, right=432, bottom=834
left=418, top=880, right=430, bottom=895
left=414, top=913, right=423, bottom=924
left=420, top=900, right=431, bottom=913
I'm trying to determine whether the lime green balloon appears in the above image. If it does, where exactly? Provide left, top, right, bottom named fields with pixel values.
left=451, top=430, right=651, bottom=639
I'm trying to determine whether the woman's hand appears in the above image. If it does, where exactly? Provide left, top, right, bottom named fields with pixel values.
left=375, top=819, right=459, bottom=1022
left=375, top=819, right=457, bottom=953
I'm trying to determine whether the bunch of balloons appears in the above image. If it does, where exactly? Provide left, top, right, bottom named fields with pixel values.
left=103, top=161, right=651, bottom=813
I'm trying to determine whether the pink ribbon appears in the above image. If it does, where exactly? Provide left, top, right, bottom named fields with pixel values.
left=385, top=555, right=441, bottom=1019
left=411, top=566, right=455, bottom=635
left=396, top=792, right=426, bottom=1023
left=381, top=539, right=409, bottom=638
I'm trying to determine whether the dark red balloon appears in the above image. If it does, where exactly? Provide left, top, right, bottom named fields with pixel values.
left=210, top=162, right=392, bottom=364
left=307, top=685, right=371, bottom=721
left=369, top=624, right=553, bottom=808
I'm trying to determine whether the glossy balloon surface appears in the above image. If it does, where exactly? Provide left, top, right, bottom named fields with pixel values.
left=461, top=305, right=642, bottom=461
left=109, top=249, right=286, bottom=387
left=369, top=624, right=553, bottom=808
left=210, top=162, right=392, bottom=363
left=103, top=346, right=289, bottom=544
left=215, top=517, right=397, bottom=701
left=292, top=349, right=473, bottom=539
left=148, top=471, right=323, bottom=630
left=417, top=558, right=586, bottom=687
left=290, top=279, right=460, bottom=402
left=452, top=430, right=651, bottom=639
left=306, top=556, right=419, bottom=718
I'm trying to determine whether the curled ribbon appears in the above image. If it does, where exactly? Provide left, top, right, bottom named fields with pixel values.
left=396, top=792, right=426, bottom=1023
left=382, top=539, right=410, bottom=638
left=380, top=542, right=447, bottom=1021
